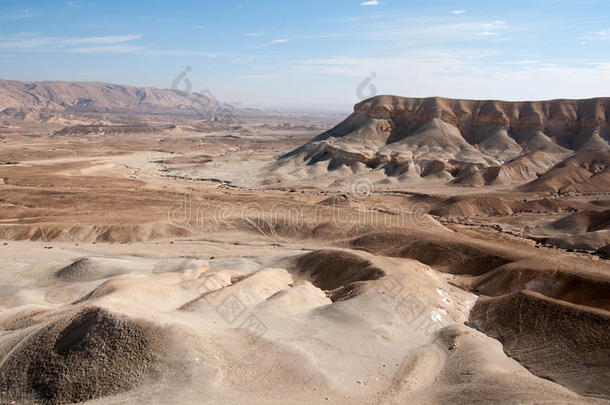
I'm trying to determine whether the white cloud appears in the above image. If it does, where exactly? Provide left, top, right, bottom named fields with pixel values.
left=245, top=33, right=262, bottom=37
left=502, top=60, right=540, bottom=65
left=251, top=53, right=610, bottom=106
left=248, top=38, right=290, bottom=49
left=579, top=28, right=609, bottom=42
left=354, top=18, right=509, bottom=42
left=5, top=37, right=230, bottom=57
left=481, top=21, right=506, bottom=29
left=67, top=35, right=142, bottom=44
left=0, top=34, right=143, bottom=52
left=192, top=25, right=206, bottom=30
left=451, top=10, right=466, bottom=14
left=287, top=52, right=477, bottom=78
left=0, top=9, right=33, bottom=21
left=144, top=50, right=222, bottom=57
left=361, top=0, right=379, bottom=5
left=68, top=45, right=146, bottom=54
left=65, top=1, right=78, bottom=8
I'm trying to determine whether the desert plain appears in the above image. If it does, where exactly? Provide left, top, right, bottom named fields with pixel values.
left=0, top=80, right=609, bottom=404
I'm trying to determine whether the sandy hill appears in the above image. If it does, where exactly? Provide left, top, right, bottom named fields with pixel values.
left=279, top=95, right=610, bottom=188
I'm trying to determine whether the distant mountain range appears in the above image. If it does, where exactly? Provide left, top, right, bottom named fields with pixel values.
left=0, top=78, right=231, bottom=119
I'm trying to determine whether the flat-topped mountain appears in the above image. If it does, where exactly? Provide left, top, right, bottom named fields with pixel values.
left=279, top=95, right=610, bottom=188
left=356, top=95, right=609, bottom=152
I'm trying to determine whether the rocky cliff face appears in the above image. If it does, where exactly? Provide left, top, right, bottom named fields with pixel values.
left=280, top=95, right=610, bottom=187
left=352, top=95, right=610, bottom=149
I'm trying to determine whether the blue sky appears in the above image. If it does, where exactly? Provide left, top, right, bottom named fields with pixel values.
left=1, top=0, right=609, bottom=110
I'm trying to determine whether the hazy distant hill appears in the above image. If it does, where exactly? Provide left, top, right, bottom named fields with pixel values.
left=0, top=78, right=229, bottom=118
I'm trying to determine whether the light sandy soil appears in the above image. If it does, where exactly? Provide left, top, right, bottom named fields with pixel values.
left=0, top=118, right=609, bottom=404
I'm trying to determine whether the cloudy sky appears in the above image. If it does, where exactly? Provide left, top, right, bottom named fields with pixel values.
left=1, top=0, right=610, bottom=110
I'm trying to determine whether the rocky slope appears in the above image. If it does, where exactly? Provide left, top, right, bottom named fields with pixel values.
left=280, top=95, right=610, bottom=187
